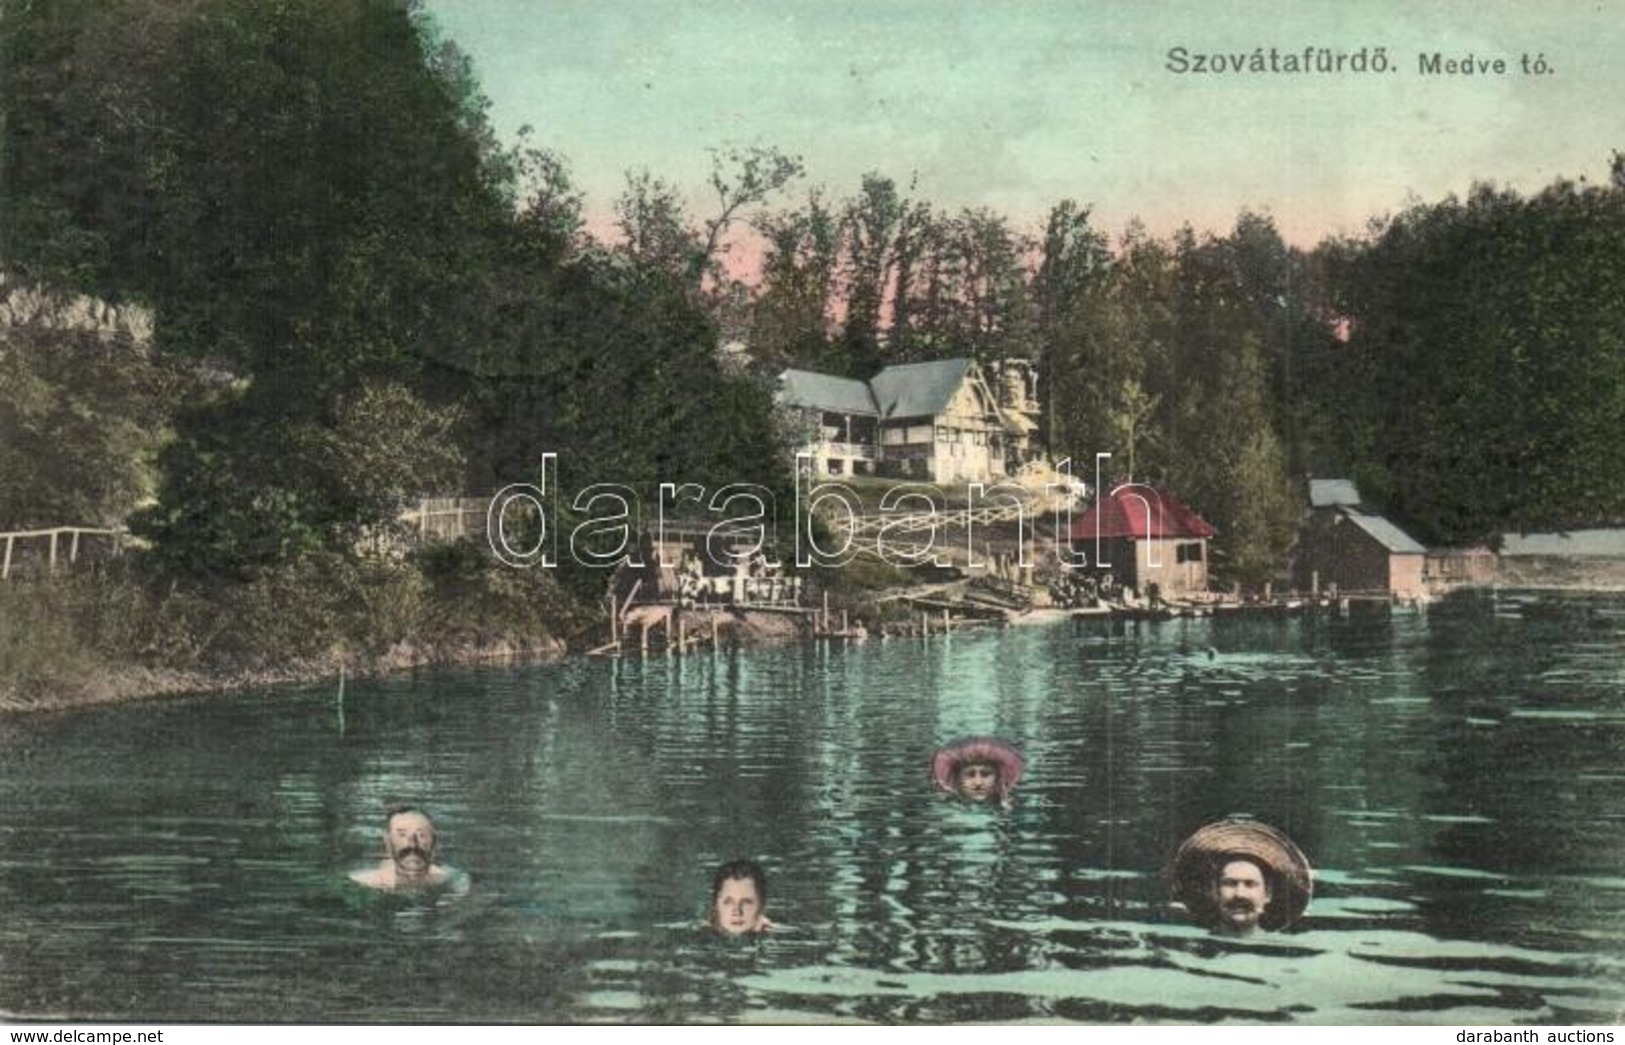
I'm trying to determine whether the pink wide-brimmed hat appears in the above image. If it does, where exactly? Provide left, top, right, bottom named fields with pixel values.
left=1167, top=818, right=1313, bottom=931
left=931, top=737, right=1025, bottom=797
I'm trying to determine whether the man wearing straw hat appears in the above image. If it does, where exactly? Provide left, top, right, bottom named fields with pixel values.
left=1168, top=818, right=1312, bottom=934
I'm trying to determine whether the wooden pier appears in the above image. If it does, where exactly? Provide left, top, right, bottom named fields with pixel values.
left=1071, top=591, right=1417, bottom=626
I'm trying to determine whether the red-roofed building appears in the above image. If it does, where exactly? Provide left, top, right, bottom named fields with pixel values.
left=1066, top=485, right=1216, bottom=597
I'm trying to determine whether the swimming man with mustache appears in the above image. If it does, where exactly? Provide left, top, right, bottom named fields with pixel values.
left=349, top=807, right=458, bottom=892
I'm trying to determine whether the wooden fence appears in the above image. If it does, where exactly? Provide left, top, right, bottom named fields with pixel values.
left=399, top=497, right=490, bottom=542
left=0, top=527, right=126, bottom=581
left=2, top=499, right=483, bottom=582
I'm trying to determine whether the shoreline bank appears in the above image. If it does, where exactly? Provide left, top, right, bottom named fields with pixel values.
left=0, top=637, right=569, bottom=717
left=7, top=579, right=1622, bottom=717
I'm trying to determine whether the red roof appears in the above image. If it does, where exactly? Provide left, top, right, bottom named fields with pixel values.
left=1067, top=486, right=1217, bottom=541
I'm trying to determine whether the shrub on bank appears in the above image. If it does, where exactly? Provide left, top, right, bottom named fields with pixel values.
left=0, top=542, right=589, bottom=710
left=0, top=575, right=105, bottom=706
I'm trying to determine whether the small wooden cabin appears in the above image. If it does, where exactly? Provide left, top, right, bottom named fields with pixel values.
left=1066, top=485, right=1216, bottom=598
left=1293, top=480, right=1428, bottom=599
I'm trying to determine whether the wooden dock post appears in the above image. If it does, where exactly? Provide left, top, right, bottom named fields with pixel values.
left=336, top=664, right=347, bottom=736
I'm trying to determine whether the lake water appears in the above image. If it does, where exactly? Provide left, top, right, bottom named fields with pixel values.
left=2, top=590, right=1622, bottom=1024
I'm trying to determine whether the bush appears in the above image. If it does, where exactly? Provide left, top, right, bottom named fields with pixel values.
left=417, top=539, right=586, bottom=650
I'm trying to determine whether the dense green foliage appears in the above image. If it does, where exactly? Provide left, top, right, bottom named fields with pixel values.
left=0, top=301, right=178, bottom=529
left=0, top=0, right=789, bottom=692
left=1306, top=181, right=1625, bottom=543
left=1, top=0, right=788, bottom=588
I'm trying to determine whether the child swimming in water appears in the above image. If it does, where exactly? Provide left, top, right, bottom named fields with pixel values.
left=931, top=737, right=1025, bottom=808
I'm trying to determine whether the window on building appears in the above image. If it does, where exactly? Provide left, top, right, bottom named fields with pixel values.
left=1176, top=542, right=1204, bottom=564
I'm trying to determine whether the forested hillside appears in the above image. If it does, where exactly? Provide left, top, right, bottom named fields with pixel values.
left=3, top=1, right=1621, bottom=701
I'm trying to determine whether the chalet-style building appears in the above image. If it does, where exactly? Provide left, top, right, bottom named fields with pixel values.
left=1292, top=480, right=1428, bottom=598
left=1066, top=485, right=1216, bottom=598
left=777, top=358, right=1043, bottom=484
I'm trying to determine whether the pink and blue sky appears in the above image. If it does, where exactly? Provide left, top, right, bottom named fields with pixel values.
left=427, top=1, right=1619, bottom=250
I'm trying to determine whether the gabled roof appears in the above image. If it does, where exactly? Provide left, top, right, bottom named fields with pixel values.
left=870, top=358, right=978, bottom=419
left=1341, top=508, right=1426, bottom=554
left=1067, top=486, right=1217, bottom=541
left=778, top=369, right=877, bottom=415
left=779, top=358, right=994, bottom=421
left=1310, top=479, right=1362, bottom=508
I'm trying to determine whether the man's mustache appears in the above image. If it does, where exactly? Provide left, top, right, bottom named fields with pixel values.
left=394, top=846, right=431, bottom=862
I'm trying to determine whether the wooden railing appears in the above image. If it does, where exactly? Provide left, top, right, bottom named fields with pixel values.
left=398, top=497, right=489, bottom=541
left=0, top=527, right=126, bottom=580
left=809, top=440, right=876, bottom=461
left=823, top=491, right=1073, bottom=541
left=2, top=499, right=481, bottom=582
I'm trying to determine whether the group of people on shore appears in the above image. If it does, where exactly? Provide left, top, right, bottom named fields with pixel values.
left=349, top=738, right=1312, bottom=938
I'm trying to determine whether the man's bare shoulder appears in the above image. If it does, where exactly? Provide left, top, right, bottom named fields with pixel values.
left=348, top=862, right=462, bottom=892
left=348, top=862, right=394, bottom=889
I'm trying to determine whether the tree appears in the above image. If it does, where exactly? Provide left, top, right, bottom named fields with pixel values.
left=896, top=207, right=1034, bottom=363
left=614, top=169, right=703, bottom=283
left=697, top=145, right=804, bottom=285
left=510, top=130, right=586, bottom=265
left=2, top=0, right=514, bottom=574
left=1040, top=215, right=1165, bottom=473
left=0, top=296, right=177, bottom=529
left=751, top=190, right=841, bottom=372
left=839, top=173, right=907, bottom=377
left=613, top=145, right=803, bottom=305
left=1325, top=177, right=1625, bottom=541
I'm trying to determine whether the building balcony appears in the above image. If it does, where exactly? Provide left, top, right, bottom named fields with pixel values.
left=806, top=440, right=876, bottom=461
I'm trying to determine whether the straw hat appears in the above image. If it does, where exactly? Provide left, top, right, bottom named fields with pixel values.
left=1168, top=818, right=1313, bottom=931
left=931, top=737, right=1025, bottom=797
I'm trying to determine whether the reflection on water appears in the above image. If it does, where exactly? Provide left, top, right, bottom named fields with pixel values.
left=2, top=590, right=1622, bottom=1023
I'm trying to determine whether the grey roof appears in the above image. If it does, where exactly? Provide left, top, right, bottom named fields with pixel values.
left=1499, top=529, right=1625, bottom=557
left=778, top=369, right=877, bottom=415
left=1342, top=508, right=1427, bottom=554
left=1310, top=478, right=1362, bottom=507
left=869, top=358, right=977, bottom=419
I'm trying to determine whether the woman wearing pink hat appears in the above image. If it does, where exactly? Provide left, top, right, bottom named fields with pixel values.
left=931, top=737, right=1025, bottom=808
